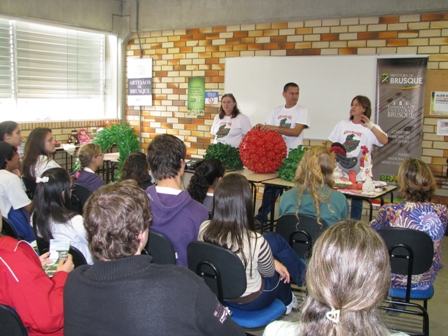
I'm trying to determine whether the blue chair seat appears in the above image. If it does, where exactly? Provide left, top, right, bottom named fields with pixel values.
left=389, top=285, right=434, bottom=301
left=230, top=299, right=286, bottom=329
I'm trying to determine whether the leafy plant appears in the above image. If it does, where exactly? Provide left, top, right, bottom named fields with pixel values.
left=239, top=128, right=287, bottom=173
left=278, top=145, right=308, bottom=181
left=72, top=124, right=140, bottom=180
left=204, top=143, right=243, bottom=170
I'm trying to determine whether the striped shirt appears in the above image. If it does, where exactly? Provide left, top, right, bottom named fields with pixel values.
left=198, top=220, right=275, bottom=297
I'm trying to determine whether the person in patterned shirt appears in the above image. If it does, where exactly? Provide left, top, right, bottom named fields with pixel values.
left=370, top=158, right=447, bottom=290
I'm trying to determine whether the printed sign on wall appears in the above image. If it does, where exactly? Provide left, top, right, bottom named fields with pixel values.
left=374, top=57, right=428, bottom=183
left=127, top=58, right=152, bottom=106
left=188, top=77, right=205, bottom=116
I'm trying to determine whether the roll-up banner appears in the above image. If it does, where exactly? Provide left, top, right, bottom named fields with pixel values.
left=374, top=57, right=428, bottom=184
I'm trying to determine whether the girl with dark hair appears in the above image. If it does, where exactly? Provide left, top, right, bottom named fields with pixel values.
left=23, top=127, right=60, bottom=178
left=0, top=141, right=34, bottom=242
left=210, top=94, right=252, bottom=148
left=73, top=143, right=104, bottom=191
left=328, top=95, right=388, bottom=220
left=198, top=174, right=305, bottom=314
left=120, top=152, right=153, bottom=190
left=187, top=159, right=225, bottom=212
left=33, top=168, right=93, bottom=264
left=0, top=121, right=22, bottom=147
left=371, top=158, right=447, bottom=290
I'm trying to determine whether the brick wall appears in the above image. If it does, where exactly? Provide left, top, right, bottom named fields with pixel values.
left=125, top=12, right=448, bottom=208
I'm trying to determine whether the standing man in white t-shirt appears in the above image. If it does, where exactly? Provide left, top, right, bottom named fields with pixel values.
left=254, top=82, right=310, bottom=224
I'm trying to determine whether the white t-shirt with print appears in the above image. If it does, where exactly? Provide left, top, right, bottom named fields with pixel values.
left=265, top=104, right=310, bottom=153
left=328, top=118, right=387, bottom=180
left=211, top=113, right=252, bottom=148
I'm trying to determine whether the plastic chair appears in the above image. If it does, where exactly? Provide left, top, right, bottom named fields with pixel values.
left=378, top=227, right=434, bottom=310
left=380, top=299, right=429, bottom=336
left=187, top=241, right=286, bottom=329
left=276, top=214, right=328, bottom=260
left=1, top=216, right=19, bottom=239
left=0, top=304, right=27, bottom=336
left=145, top=230, right=176, bottom=265
left=22, top=176, right=37, bottom=199
left=70, top=183, right=92, bottom=215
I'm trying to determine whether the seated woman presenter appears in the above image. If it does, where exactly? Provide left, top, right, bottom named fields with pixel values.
left=198, top=174, right=306, bottom=314
left=33, top=168, right=93, bottom=264
left=0, top=142, right=34, bottom=242
left=23, top=127, right=60, bottom=179
left=263, top=220, right=407, bottom=336
left=370, top=158, right=447, bottom=290
left=210, top=93, right=252, bottom=148
left=187, top=159, right=225, bottom=213
left=328, top=95, right=388, bottom=220
left=0, top=214, right=74, bottom=336
left=73, top=143, right=105, bottom=192
left=120, top=152, right=153, bottom=190
left=279, top=146, right=349, bottom=226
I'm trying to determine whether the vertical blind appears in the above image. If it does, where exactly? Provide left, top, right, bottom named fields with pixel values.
left=0, top=17, right=105, bottom=101
left=0, top=20, right=12, bottom=99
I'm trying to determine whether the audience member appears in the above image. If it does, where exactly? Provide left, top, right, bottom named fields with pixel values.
left=0, top=141, right=34, bottom=241
left=263, top=220, right=407, bottom=336
left=371, top=158, right=447, bottom=290
left=120, top=152, right=153, bottom=190
left=23, top=127, right=60, bottom=178
left=279, top=146, right=349, bottom=226
left=0, top=121, right=22, bottom=148
left=33, top=168, right=93, bottom=264
left=73, top=143, right=105, bottom=192
left=187, top=158, right=225, bottom=213
left=146, top=134, right=208, bottom=267
left=198, top=174, right=306, bottom=314
left=0, top=214, right=74, bottom=336
left=63, top=180, right=244, bottom=336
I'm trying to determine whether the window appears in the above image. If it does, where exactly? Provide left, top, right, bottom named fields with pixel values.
left=0, top=18, right=118, bottom=122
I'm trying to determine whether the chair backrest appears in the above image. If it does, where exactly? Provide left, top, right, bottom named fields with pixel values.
left=276, top=214, right=328, bottom=259
left=0, top=304, right=27, bottom=336
left=1, top=216, right=19, bottom=239
left=70, top=183, right=92, bottom=215
left=378, top=227, right=433, bottom=276
left=69, top=245, right=88, bottom=268
left=187, top=241, right=247, bottom=303
left=146, top=230, right=177, bottom=265
left=22, top=176, right=37, bottom=199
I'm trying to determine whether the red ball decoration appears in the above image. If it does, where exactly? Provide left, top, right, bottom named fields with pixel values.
left=239, top=128, right=287, bottom=173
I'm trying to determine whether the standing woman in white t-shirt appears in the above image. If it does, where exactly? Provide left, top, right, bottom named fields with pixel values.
left=328, top=96, right=388, bottom=220
left=22, top=127, right=60, bottom=179
left=211, top=94, right=252, bottom=148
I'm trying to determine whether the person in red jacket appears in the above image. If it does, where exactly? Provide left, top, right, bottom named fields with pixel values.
left=0, top=215, right=74, bottom=336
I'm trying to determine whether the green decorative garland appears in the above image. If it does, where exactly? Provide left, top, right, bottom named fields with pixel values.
left=278, top=145, right=308, bottom=181
left=73, top=124, right=140, bottom=180
left=204, top=143, right=243, bottom=170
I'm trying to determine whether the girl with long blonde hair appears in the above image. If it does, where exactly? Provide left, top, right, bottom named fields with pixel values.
left=279, top=146, right=349, bottom=226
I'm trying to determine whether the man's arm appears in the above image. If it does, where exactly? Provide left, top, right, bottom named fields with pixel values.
left=258, top=123, right=306, bottom=137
